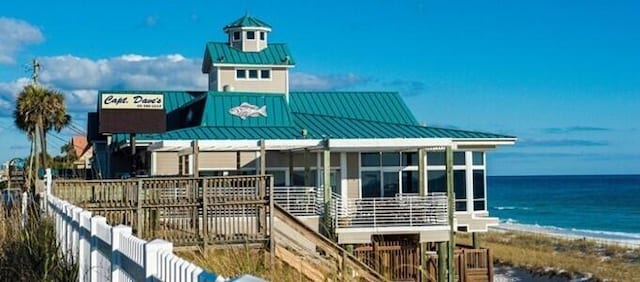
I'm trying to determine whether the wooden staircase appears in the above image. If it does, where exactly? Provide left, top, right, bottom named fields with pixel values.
left=272, top=204, right=386, bottom=281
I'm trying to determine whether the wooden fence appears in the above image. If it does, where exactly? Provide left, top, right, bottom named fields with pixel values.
left=353, top=241, right=493, bottom=282
left=52, top=175, right=273, bottom=247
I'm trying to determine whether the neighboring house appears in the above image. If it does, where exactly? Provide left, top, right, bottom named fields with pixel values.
left=88, top=14, right=516, bottom=279
left=71, top=135, right=93, bottom=178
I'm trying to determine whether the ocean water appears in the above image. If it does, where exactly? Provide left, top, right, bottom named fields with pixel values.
left=488, top=175, right=640, bottom=242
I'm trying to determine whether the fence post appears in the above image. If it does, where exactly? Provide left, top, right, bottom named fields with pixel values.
left=90, top=216, right=108, bottom=281
left=144, top=239, right=173, bottom=281
left=72, top=207, right=83, bottom=261
left=78, top=210, right=92, bottom=282
left=137, top=179, right=145, bottom=237
left=21, top=191, right=28, bottom=228
left=111, top=225, right=133, bottom=282
left=45, top=168, right=52, bottom=214
left=202, top=179, right=208, bottom=249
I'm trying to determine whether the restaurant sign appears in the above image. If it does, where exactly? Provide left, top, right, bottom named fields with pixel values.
left=101, top=94, right=164, bottom=110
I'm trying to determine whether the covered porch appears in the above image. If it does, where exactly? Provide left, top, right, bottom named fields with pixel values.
left=140, top=137, right=507, bottom=244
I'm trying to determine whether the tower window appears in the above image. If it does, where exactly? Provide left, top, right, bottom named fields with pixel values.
left=260, top=70, right=270, bottom=79
left=260, top=32, right=265, bottom=40
left=248, top=69, right=258, bottom=79
left=246, top=31, right=255, bottom=40
left=236, top=69, right=246, bottom=79
left=233, top=31, right=240, bottom=41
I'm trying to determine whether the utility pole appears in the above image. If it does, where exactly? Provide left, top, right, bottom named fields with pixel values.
left=32, top=59, right=40, bottom=85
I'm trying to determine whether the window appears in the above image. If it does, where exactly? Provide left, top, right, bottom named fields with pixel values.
left=266, top=170, right=286, bottom=187
left=361, top=153, right=380, bottom=167
left=454, top=170, right=467, bottom=211
left=473, top=152, right=484, bottom=165
left=236, top=69, right=246, bottom=79
left=402, top=152, right=417, bottom=166
left=427, top=171, right=446, bottom=193
left=260, top=70, right=270, bottom=79
left=260, top=32, right=265, bottom=40
left=473, top=170, right=486, bottom=210
left=246, top=31, right=255, bottom=40
left=233, top=31, right=240, bottom=41
left=248, top=69, right=258, bottom=79
left=427, top=152, right=445, bottom=166
left=292, top=169, right=317, bottom=187
left=454, top=152, right=466, bottom=165
left=401, top=171, right=419, bottom=194
left=362, top=171, right=381, bottom=198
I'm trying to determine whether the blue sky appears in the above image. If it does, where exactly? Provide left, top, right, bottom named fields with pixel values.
left=1, top=0, right=638, bottom=175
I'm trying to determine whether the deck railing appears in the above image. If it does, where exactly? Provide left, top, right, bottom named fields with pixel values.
left=51, top=175, right=272, bottom=246
left=335, top=193, right=448, bottom=229
left=272, top=186, right=322, bottom=216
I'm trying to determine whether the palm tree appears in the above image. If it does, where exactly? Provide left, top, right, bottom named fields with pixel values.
left=13, top=84, right=71, bottom=189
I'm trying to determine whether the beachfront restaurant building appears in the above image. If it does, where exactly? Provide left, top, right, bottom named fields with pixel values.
left=88, top=15, right=516, bottom=280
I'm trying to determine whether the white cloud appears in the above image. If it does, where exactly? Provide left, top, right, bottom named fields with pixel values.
left=0, top=17, right=44, bottom=64
left=1, top=53, right=207, bottom=114
left=289, top=72, right=369, bottom=91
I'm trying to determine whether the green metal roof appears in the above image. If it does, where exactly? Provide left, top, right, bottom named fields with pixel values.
left=200, top=92, right=293, bottom=127
left=292, top=112, right=514, bottom=139
left=202, top=42, right=295, bottom=72
left=289, top=92, right=418, bottom=125
left=108, top=90, right=514, bottom=145
left=117, top=126, right=301, bottom=142
left=224, top=15, right=272, bottom=30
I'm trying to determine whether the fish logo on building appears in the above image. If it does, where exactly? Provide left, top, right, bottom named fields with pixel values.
left=229, top=102, right=267, bottom=119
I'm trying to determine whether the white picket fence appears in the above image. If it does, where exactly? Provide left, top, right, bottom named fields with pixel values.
left=43, top=170, right=241, bottom=282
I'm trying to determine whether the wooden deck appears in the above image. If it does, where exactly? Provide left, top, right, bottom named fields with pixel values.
left=52, top=176, right=272, bottom=246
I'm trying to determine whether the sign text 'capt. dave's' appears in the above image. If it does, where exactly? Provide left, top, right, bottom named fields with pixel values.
left=101, top=94, right=164, bottom=110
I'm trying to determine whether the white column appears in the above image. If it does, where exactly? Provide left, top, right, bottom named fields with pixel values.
left=111, top=225, right=133, bottom=282
left=150, top=151, right=157, bottom=176
left=340, top=152, right=348, bottom=211
left=465, top=151, right=474, bottom=213
left=144, top=239, right=174, bottom=281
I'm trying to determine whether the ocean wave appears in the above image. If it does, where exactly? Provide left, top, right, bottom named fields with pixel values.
left=493, top=206, right=531, bottom=211
left=499, top=222, right=640, bottom=241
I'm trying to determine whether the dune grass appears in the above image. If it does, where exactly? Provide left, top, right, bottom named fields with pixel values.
left=177, top=246, right=311, bottom=281
left=0, top=204, right=78, bottom=281
left=458, top=231, right=640, bottom=281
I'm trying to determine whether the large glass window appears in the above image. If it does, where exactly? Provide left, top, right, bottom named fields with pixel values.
left=292, top=169, right=317, bottom=187
left=266, top=170, right=286, bottom=187
left=362, top=171, right=381, bottom=198
left=381, top=153, right=400, bottom=166
left=454, top=170, right=467, bottom=211
left=361, top=153, right=380, bottom=167
left=454, top=152, right=466, bottom=165
left=401, top=171, right=419, bottom=194
left=473, top=170, right=486, bottom=210
left=233, top=31, right=240, bottom=41
left=260, top=32, right=265, bottom=40
left=402, top=152, right=417, bottom=166
left=427, top=152, right=445, bottom=166
left=383, top=172, right=399, bottom=197
left=473, top=152, right=484, bottom=165
left=319, top=169, right=341, bottom=194
left=246, top=31, right=255, bottom=40
left=427, top=170, right=446, bottom=193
